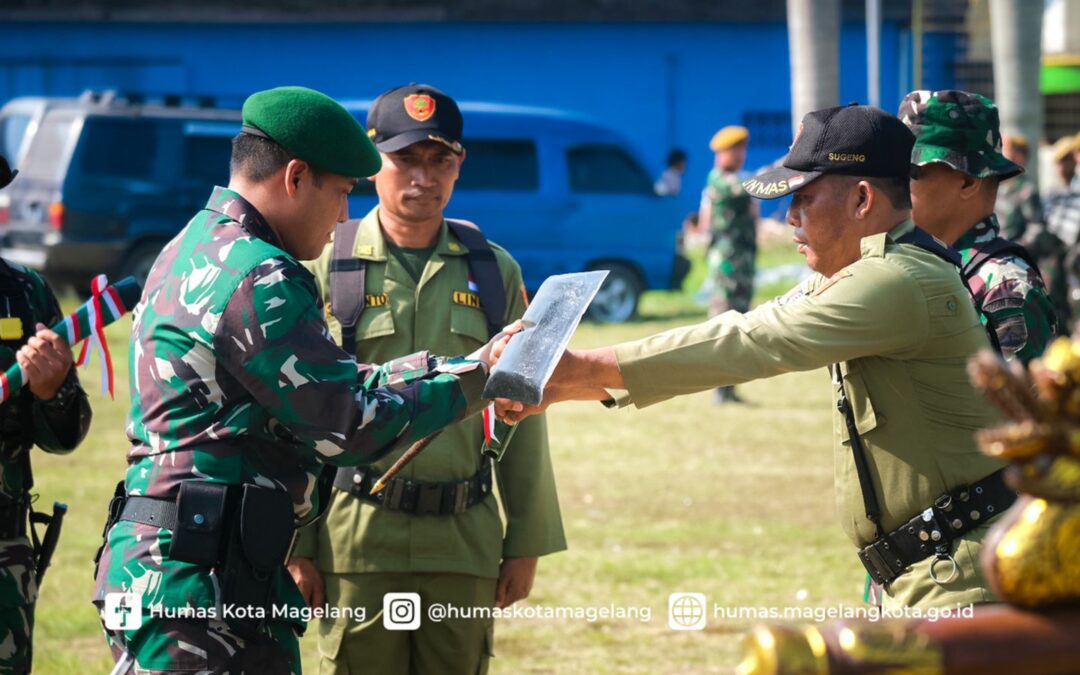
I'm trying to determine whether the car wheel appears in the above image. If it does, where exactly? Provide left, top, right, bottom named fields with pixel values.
left=119, top=241, right=166, bottom=289
left=586, top=263, right=642, bottom=323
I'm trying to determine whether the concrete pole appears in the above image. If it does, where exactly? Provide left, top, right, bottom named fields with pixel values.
left=990, top=0, right=1044, bottom=184
left=786, top=0, right=840, bottom=135
left=867, top=0, right=882, bottom=107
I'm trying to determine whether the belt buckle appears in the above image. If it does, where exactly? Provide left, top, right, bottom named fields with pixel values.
left=415, top=483, right=443, bottom=516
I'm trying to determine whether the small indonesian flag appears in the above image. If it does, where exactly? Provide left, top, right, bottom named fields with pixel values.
left=482, top=402, right=498, bottom=447
left=468, top=275, right=479, bottom=293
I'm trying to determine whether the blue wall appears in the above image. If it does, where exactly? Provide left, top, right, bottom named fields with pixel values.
left=0, top=20, right=908, bottom=219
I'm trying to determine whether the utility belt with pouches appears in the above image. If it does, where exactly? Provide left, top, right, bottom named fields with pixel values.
left=333, top=459, right=493, bottom=516
left=98, top=480, right=296, bottom=638
left=857, top=469, right=1016, bottom=586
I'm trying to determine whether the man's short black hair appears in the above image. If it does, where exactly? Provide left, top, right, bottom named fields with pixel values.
left=868, top=175, right=911, bottom=209
left=230, top=133, right=293, bottom=183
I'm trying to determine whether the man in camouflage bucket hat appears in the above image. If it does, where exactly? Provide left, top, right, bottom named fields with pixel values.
left=899, top=89, right=1058, bottom=362
left=92, top=87, right=502, bottom=674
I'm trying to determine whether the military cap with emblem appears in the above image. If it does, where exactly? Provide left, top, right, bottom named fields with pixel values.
left=709, top=125, right=750, bottom=152
left=898, top=90, right=1022, bottom=180
left=366, top=83, right=464, bottom=155
left=241, top=85, right=381, bottom=178
left=742, top=104, right=914, bottom=199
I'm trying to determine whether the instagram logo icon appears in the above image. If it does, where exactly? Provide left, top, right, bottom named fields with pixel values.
left=383, top=593, right=421, bottom=630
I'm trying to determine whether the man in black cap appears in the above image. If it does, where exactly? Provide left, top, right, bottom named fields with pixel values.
left=291, top=84, right=565, bottom=674
left=496, top=105, right=1011, bottom=610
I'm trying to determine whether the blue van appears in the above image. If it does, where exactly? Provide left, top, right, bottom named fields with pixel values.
left=1, top=95, right=681, bottom=321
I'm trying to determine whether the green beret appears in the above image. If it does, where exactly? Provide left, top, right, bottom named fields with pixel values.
left=242, top=86, right=381, bottom=178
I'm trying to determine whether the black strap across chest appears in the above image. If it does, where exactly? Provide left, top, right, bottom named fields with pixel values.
left=328, top=219, right=507, bottom=355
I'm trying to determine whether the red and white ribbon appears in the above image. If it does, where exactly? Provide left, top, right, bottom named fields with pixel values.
left=482, top=402, right=498, bottom=447
left=76, top=273, right=116, bottom=398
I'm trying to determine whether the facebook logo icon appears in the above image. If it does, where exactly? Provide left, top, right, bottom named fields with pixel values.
left=103, top=592, right=143, bottom=630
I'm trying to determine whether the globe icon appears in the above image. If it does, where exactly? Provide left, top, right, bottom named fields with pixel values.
left=669, top=594, right=705, bottom=629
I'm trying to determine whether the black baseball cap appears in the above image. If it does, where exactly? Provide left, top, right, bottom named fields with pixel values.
left=366, top=84, right=464, bottom=155
left=743, top=104, right=915, bottom=200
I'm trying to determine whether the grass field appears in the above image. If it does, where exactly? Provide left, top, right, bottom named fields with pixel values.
left=30, top=241, right=865, bottom=674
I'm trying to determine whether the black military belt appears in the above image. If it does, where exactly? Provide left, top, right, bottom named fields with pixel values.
left=120, top=496, right=179, bottom=531
left=333, top=460, right=493, bottom=516
left=0, top=497, right=28, bottom=539
left=858, top=469, right=1016, bottom=586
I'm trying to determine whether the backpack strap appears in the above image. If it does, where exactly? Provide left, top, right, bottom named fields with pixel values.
left=328, top=219, right=366, bottom=356
left=961, top=236, right=1041, bottom=280
left=446, top=219, right=507, bottom=339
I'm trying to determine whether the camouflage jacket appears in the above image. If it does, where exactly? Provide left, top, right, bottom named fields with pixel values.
left=995, top=173, right=1043, bottom=242
left=956, top=215, right=1057, bottom=362
left=92, top=187, right=487, bottom=618
left=0, top=258, right=90, bottom=610
left=704, top=168, right=756, bottom=254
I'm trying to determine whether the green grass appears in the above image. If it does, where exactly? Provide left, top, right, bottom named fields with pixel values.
left=29, top=241, right=861, bottom=674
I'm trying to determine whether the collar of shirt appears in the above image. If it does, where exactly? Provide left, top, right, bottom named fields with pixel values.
left=204, top=186, right=284, bottom=250
left=352, top=206, right=472, bottom=261
left=954, top=213, right=1001, bottom=252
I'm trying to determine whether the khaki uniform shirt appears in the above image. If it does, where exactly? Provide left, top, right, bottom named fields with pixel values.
left=607, top=220, right=1005, bottom=608
left=296, top=207, right=566, bottom=578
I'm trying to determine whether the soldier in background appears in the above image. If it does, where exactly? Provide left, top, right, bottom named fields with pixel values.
left=0, top=153, right=91, bottom=674
left=698, top=125, right=756, bottom=404
left=995, top=134, right=1043, bottom=242
left=898, top=90, right=1057, bottom=362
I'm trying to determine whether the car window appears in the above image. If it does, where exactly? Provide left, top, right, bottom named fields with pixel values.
left=183, top=133, right=233, bottom=188
left=0, top=113, right=33, bottom=163
left=75, top=117, right=167, bottom=181
left=21, top=113, right=79, bottom=183
left=566, top=143, right=653, bottom=194
left=457, top=139, right=539, bottom=191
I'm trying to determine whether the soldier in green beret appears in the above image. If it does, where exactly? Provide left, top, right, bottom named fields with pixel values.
left=497, top=105, right=1014, bottom=611
left=93, top=86, right=504, bottom=674
left=898, top=90, right=1059, bottom=361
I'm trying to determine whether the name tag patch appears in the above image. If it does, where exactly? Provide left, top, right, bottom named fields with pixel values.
left=453, top=291, right=482, bottom=309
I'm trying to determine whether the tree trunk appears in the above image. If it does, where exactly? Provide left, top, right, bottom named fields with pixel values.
left=786, top=0, right=841, bottom=136
left=990, top=0, right=1044, bottom=184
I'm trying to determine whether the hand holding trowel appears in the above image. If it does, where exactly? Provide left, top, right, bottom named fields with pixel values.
left=369, top=270, right=608, bottom=495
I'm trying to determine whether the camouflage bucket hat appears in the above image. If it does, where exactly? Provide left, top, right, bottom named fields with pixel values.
left=897, top=90, right=1023, bottom=180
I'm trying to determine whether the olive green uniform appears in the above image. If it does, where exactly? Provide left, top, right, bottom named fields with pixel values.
left=298, top=207, right=566, bottom=674
left=605, top=220, right=1004, bottom=609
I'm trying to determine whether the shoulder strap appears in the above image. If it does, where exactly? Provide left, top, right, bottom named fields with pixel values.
left=328, top=219, right=366, bottom=355
left=961, top=237, right=1041, bottom=279
left=446, top=219, right=507, bottom=339
left=895, top=226, right=962, bottom=268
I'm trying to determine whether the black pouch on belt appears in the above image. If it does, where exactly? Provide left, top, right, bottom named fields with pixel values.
left=220, top=484, right=295, bottom=638
left=170, top=481, right=230, bottom=568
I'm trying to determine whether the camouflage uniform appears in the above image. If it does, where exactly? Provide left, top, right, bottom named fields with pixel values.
left=899, top=90, right=1058, bottom=362
left=702, top=168, right=756, bottom=317
left=955, top=215, right=1058, bottom=362
left=995, top=172, right=1042, bottom=242
left=1046, top=189, right=1080, bottom=317
left=93, top=187, right=488, bottom=673
left=0, top=259, right=91, bottom=674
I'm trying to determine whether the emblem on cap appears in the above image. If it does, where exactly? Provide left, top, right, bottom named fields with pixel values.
left=404, top=94, right=436, bottom=122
